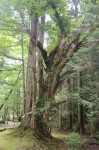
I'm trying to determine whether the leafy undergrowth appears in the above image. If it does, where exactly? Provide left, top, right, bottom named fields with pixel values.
left=91, top=132, right=99, bottom=143
left=0, top=127, right=66, bottom=150
left=52, top=131, right=88, bottom=150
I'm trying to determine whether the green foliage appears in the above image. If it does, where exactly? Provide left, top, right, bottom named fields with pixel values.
left=38, top=101, right=50, bottom=112
left=91, top=132, right=99, bottom=142
left=66, top=132, right=87, bottom=150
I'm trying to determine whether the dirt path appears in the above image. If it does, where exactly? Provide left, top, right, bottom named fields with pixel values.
left=82, top=144, right=99, bottom=150
left=0, top=121, right=20, bottom=130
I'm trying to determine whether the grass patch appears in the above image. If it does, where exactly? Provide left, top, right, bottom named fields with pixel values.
left=0, top=129, right=34, bottom=150
left=52, top=131, right=68, bottom=141
left=0, top=128, right=66, bottom=150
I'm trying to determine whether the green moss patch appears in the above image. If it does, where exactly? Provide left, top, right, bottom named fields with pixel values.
left=0, top=128, right=66, bottom=150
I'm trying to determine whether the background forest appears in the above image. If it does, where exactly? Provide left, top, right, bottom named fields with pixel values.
left=0, top=0, right=99, bottom=150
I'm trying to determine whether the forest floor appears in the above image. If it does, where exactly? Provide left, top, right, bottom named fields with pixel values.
left=0, top=124, right=99, bottom=150
left=80, top=136, right=99, bottom=150
left=81, top=145, right=99, bottom=150
left=0, top=129, right=66, bottom=150
left=52, top=131, right=99, bottom=150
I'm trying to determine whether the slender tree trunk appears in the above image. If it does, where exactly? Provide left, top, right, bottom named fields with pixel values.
left=66, top=78, right=73, bottom=130
left=21, top=34, right=26, bottom=115
left=78, top=72, right=85, bottom=134
left=59, top=104, right=63, bottom=130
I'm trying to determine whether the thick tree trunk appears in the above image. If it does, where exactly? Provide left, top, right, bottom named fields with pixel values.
left=35, top=16, right=48, bottom=136
left=25, top=16, right=38, bottom=129
left=35, top=94, right=51, bottom=137
left=38, top=16, right=45, bottom=99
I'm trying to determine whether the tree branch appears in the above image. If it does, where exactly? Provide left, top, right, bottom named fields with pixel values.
left=37, top=41, right=48, bottom=66
left=0, top=104, right=4, bottom=110
left=57, top=69, right=76, bottom=87
left=49, top=2, right=67, bottom=36
left=4, top=70, right=21, bottom=102
left=1, top=53, right=22, bottom=61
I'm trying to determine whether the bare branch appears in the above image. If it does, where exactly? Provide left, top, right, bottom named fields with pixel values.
left=1, top=53, right=22, bottom=61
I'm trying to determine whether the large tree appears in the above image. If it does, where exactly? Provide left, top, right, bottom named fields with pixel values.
left=22, top=0, right=99, bottom=137
left=0, top=0, right=99, bottom=138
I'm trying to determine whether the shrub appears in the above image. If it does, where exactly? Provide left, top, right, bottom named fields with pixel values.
left=91, top=132, right=99, bottom=141
left=66, top=132, right=86, bottom=150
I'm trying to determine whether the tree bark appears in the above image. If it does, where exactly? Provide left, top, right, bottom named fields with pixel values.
left=25, top=16, right=38, bottom=129
left=21, top=34, right=26, bottom=115
left=38, top=16, right=45, bottom=99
